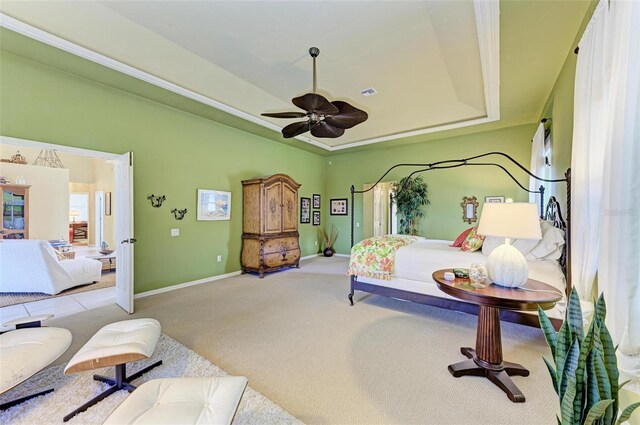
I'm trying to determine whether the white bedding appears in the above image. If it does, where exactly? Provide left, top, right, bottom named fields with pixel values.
left=354, top=238, right=569, bottom=320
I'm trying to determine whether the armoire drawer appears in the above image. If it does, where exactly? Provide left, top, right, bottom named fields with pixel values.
left=263, top=237, right=299, bottom=254
left=263, top=248, right=301, bottom=268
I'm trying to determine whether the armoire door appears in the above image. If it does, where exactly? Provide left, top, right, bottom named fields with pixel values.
left=264, top=181, right=282, bottom=234
left=281, top=181, right=298, bottom=233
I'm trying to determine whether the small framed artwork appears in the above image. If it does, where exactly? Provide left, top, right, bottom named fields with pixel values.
left=313, top=194, right=321, bottom=209
left=105, top=192, right=112, bottom=216
left=313, top=211, right=321, bottom=226
left=197, top=189, right=231, bottom=221
left=485, top=196, right=505, bottom=203
left=330, top=198, right=348, bottom=215
left=300, top=197, right=311, bottom=223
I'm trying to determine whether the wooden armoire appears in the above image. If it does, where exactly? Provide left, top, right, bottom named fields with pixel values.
left=241, top=174, right=301, bottom=278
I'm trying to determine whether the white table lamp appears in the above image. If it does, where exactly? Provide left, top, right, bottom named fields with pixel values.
left=69, top=210, right=80, bottom=223
left=477, top=202, right=542, bottom=288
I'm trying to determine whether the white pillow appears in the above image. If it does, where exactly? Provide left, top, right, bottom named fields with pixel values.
left=526, top=220, right=565, bottom=261
left=482, top=236, right=539, bottom=257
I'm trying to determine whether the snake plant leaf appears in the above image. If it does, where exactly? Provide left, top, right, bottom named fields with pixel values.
left=557, top=320, right=573, bottom=395
left=585, top=349, right=601, bottom=418
left=616, top=402, right=640, bottom=425
left=599, top=322, right=619, bottom=420
left=539, top=305, right=558, bottom=357
left=560, top=339, right=580, bottom=399
left=567, top=289, right=584, bottom=341
left=619, top=379, right=631, bottom=390
left=543, top=356, right=559, bottom=395
left=594, top=347, right=613, bottom=424
left=574, top=323, right=596, bottom=422
left=594, top=294, right=606, bottom=327
left=584, top=399, right=614, bottom=425
left=562, top=377, right=577, bottom=425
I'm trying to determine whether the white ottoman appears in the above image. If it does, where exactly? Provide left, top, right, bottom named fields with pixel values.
left=104, top=377, right=248, bottom=425
left=1, top=315, right=72, bottom=410
left=62, top=318, right=162, bottom=422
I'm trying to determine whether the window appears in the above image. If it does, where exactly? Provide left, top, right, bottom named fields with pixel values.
left=69, top=193, right=89, bottom=222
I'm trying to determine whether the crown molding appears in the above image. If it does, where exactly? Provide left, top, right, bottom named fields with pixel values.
left=1, top=8, right=500, bottom=152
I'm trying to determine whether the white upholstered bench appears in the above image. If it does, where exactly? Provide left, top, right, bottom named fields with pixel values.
left=62, top=318, right=162, bottom=422
left=103, top=377, right=248, bottom=425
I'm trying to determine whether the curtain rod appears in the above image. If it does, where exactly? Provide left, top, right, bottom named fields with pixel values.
left=574, top=46, right=580, bottom=54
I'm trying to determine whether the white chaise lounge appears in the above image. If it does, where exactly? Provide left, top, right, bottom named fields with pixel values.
left=0, top=240, right=102, bottom=294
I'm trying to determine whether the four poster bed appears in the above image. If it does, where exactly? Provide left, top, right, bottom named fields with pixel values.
left=346, top=152, right=576, bottom=330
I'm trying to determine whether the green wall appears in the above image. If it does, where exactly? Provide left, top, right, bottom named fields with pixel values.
left=0, top=51, right=325, bottom=293
left=324, top=124, right=536, bottom=254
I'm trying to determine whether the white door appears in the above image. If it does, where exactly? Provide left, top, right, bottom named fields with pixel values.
left=115, top=152, right=134, bottom=313
left=95, top=191, right=104, bottom=247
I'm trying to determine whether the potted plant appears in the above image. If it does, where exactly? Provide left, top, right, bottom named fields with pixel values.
left=392, top=175, right=429, bottom=235
left=318, top=224, right=338, bottom=257
left=538, top=289, right=639, bottom=424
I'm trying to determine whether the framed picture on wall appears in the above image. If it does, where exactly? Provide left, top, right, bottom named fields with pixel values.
left=105, top=192, right=112, bottom=216
left=484, top=196, right=505, bottom=203
left=330, top=198, right=348, bottom=215
left=300, top=197, right=311, bottom=223
left=313, top=194, right=321, bottom=209
left=197, top=189, right=231, bottom=220
left=313, top=211, right=321, bottom=226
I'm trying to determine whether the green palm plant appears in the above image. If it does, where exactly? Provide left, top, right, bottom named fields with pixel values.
left=538, top=289, right=639, bottom=425
left=392, top=175, right=429, bottom=235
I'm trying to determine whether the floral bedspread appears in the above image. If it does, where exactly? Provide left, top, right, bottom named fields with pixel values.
left=347, top=235, right=420, bottom=280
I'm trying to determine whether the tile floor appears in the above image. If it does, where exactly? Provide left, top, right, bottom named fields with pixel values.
left=0, top=286, right=115, bottom=329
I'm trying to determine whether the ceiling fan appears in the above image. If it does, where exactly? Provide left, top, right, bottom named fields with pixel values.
left=262, top=47, right=368, bottom=139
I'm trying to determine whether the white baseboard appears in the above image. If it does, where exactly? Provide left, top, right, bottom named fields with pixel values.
left=334, top=253, right=350, bottom=258
left=135, top=254, right=322, bottom=299
left=301, top=253, right=321, bottom=260
left=134, top=271, right=242, bottom=299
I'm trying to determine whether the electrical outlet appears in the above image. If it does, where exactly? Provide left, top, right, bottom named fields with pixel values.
left=356, top=222, right=360, bottom=228
left=171, top=229, right=179, bottom=237
left=314, top=240, right=318, bottom=246
left=217, top=255, right=222, bottom=262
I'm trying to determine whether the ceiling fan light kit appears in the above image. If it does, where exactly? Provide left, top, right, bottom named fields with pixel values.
left=262, top=47, right=368, bottom=139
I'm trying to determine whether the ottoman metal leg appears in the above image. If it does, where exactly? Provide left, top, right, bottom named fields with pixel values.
left=63, top=360, right=162, bottom=422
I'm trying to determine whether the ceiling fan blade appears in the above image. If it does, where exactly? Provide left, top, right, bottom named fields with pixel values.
left=310, top=122, right=345, bottom=138
left=292, top=93, right=339, bottom=115
left=261, top=112, right=308, bottom=119
left=324, top=101, right=368, bottom=129
left=282, top=121, right=311, bottom=138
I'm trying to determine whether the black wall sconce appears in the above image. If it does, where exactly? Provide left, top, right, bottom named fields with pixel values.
left=171, top=208, right=187, bottom=220
left=147, top=194, right=166, bottom=208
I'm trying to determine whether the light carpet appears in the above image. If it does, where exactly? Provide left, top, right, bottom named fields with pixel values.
left=0, top=334, right=301, bottom=425
left=45, top=257, right=560, bottom=424
left=0, top=273, right=116, bottom=308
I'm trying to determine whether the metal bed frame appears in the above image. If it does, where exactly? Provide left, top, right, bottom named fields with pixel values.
left=347, top=152, right=572, bottom=329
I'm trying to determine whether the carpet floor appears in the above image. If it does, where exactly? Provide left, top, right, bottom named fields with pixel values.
left=0, top=272, right=116, bottom=308
left=0, top=334, right=300, bottom=425
left=45, top=257, right=559, bottom=424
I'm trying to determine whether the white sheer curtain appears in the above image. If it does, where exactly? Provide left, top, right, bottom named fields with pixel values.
left=598, top=0, right=640, bottom=392
left=570, top=0, right=609, bottom=301
left=529, top=123, right=545, bottom=206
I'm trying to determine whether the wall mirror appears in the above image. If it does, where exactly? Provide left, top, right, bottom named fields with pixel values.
left=461, top=196, right=479, bottom=224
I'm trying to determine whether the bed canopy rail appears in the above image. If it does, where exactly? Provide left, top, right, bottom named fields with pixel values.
left=348, top=151, right=572, bottom=293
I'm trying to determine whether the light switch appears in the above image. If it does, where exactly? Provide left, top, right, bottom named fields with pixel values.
left=171, top=229, right=179, bottom=237
left=356, top=222, right=360, bottom=228
left=217, top=255, right=222, bottom=262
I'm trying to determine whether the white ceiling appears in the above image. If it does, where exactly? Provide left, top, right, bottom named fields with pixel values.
left=0, top=1, right=496, bottom=150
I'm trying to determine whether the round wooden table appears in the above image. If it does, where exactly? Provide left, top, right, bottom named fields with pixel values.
left=432, top=269, right=563, bottom=402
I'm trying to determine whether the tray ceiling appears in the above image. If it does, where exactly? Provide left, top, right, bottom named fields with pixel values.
left=0, top=0, right=497, bottom=150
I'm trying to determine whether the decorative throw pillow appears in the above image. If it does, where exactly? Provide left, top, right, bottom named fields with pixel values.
left=461, top=227, right=485, bottom=252
left=450, top=227, right=474, bottom=247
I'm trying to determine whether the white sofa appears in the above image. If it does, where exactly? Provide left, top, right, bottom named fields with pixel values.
left=0, top=240, right=102, bottom=294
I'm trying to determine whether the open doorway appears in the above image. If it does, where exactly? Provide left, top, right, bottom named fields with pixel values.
left=362, top=181, right=398, bottom=239
left=0, top=136, right=134, bottom=319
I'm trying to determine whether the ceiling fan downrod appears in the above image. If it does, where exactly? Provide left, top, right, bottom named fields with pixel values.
left=310, top=47, right=319, bottom=94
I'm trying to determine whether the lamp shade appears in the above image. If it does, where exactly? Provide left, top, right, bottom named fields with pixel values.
left=69, top=210, right=80, bottom=217
left=476, top=203, right=542, bottom=240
